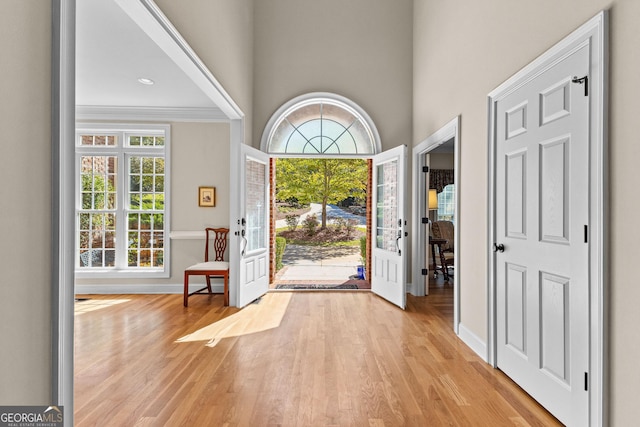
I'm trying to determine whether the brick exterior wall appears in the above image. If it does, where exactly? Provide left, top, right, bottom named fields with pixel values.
left=366, top=159, right=372, bottom=282
left=269, top=158, right=276, bottom=283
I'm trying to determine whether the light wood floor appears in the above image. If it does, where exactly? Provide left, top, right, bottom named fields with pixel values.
left=74, top=281, right=561, bottom=426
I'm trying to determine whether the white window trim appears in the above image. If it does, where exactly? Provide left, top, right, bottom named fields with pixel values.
left=260, top=92, right=382, bottom=157
left=75, top=123, right=171, bottom=279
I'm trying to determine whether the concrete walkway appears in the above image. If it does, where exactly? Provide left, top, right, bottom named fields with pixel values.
left=274, top=204, right=367, bottom=285
left=276, top=244, right=362, bottom=282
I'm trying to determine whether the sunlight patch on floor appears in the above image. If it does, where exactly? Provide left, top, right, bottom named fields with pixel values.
left=74, top=298, right=130, bottom=315
left=176, top=292, right=292, bottom=347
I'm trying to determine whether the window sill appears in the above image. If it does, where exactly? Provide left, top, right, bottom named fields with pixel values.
left=75, top=268, right=170, bottom=280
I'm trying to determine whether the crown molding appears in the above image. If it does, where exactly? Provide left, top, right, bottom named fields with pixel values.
left=76, top=105, right=228, bottom=122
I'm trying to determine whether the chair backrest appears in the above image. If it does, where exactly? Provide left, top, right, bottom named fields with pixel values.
left=205, top=227, right=229, bottom=262
left=432, top=221, right=454, bottom=251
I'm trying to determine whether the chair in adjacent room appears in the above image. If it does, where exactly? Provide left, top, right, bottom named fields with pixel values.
left=430, top=220, right=454, bottom=281
left=183, top=227, right=230, bottom=307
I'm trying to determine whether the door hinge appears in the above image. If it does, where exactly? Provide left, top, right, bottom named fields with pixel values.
left=584, top=372, right=588, bottom=391
left=422, top=217, right=429, bottom=224
left=422, top=268, right=428, bottom=276
left=422, top=166, right=429, bottom=173
left=584, top=225, right=588, bottom=243
left=572, top=75, right=589, bottom=96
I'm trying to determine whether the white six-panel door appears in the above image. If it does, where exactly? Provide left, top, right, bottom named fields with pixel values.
left=494, top=44, right=590, bottom=425
left=371, top=145, right=407, bottom=309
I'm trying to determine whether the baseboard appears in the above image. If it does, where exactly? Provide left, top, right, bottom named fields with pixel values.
left=75, top=282, right=225, bottom=295
left=406, top=281, right=417, bottom=296
left=457, top=322, right=488, bottom=362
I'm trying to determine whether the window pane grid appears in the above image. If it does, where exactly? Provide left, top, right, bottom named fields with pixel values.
left=79, top=134, right=118, bottom=146
left=76, top=127, right=168, bottom=274
left=128, top=135, right=165, bottom=147
left=78, top=212, right=116, bottom=268
left=127, top=213, right=164, bottom=267
left=375, top=161, right=398, bottom=252
left=127, top=155, right=165, bottom=267
left=128, top=157, right=165, bottom=211
left=246, top=159, right=266, bottom=252
left=268, top=98, right=375, bottom=154
left=81, top=156, right=117, bottom=210
left=437, top=184, right=455, bottom=223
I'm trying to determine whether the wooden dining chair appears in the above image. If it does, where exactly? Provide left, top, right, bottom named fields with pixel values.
left=430, top=220, right=454, bottom=281
left=183, top=227, right=230, bottom=307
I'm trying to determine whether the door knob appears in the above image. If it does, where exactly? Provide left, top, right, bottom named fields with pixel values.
left=493, top=243, right=505, bottom=253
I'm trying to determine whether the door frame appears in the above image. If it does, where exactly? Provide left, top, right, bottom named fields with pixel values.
left=412, top=116, right=460, bottom=333
left=487, top=11, right=608, bottom=426
left=52, top=0, right=76, bottom=417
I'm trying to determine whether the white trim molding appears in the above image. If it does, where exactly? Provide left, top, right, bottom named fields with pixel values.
left=458, top=323, right=487, bottom=362
left=260, top=92, right=382, bottom=156
left=76, top=105, right=228, bottom=122
left=170, top=231, right=208, bottom=240
left=487, top=11, right=608, bottom=426
left=75, top=281, right=226, bottom=295
left=52, top=0, right=76, bottom=423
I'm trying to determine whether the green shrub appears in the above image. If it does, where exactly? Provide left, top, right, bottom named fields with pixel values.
left=360, top=236, right=367, bottom=262
left=285, top=214, right=299, bottom=231
left=302, top=214, right=319, bottom=235
left=275, top=236, right=287, bottom=271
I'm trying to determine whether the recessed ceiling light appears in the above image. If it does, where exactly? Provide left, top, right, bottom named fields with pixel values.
left=137, top=77, right=155, bottom=85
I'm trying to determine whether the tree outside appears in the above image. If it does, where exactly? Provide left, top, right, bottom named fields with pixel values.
left=276, top=158, right=368, bottom=229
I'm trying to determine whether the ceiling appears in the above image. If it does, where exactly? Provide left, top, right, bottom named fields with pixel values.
left=76, top=0, right=226, bottom=120
left=430, top=137, right=455, bottom=153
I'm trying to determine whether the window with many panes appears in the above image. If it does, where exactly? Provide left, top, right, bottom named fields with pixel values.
left=75, top=124, right=170, bottom=277
left=437, top=184, right=455, bottom=223
left=263, top=94, right=379, bottom=155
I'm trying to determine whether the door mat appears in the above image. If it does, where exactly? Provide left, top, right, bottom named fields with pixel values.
left=274, top=284, right=359, bottom=290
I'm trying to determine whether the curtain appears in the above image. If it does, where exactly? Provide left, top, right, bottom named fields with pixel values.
left=429, top=169, right=454, bottom=193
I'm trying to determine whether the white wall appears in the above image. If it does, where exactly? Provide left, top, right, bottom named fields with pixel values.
left=253, top=0, right=414, bottom=151
left=413, top=0, right=640, bottom=423
left=170, top=122, right=230, bottom=231
left=252, top=0, right=415, bottom=284
left=155, top=0, right=254, bottom=142
left=0, top=0, right=52, bottom=404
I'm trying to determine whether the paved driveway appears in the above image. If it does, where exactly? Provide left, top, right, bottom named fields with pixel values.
left=275, top=203, right=366, bottom=228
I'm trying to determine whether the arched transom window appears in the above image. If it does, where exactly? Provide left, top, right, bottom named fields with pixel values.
left=261, top=93, right=380, bottom=155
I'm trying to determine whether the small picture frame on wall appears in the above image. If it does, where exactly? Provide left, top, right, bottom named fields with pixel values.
left=198, top=186, right=216, bottom=207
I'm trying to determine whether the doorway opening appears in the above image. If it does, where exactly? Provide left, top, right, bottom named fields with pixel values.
left=260, top=92, right=382, bottom=292
left=412, top=117, right=460, bottom=331
left=270, top=157, right=371, bottom=290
